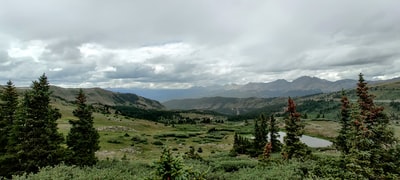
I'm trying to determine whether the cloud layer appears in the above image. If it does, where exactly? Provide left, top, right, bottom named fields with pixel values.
left=1, top=0, right=399, bottom=88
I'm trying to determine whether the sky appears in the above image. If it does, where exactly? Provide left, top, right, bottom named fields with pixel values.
left=0, top=0, right=399, bottom=89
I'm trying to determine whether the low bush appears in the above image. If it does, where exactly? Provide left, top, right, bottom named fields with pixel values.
left=152, top=141, right=164, bottom=146
left=107, top=139, right=122, bottom=144
left=131, top=135, right=148, bottom=144
left=12, top=160, right=152, bottom=180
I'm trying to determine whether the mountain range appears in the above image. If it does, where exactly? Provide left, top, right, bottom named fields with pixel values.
left=110, top=76, right=358, bottom=102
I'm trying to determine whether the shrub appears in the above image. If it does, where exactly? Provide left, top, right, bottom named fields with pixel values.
left=131, top=135, right=148, bottom=144
left=152, top=141, right=164, bottom=146
left=107, top=139, right=122, bottom=144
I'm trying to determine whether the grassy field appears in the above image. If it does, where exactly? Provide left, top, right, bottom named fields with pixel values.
left=54, top=98, right=400, bottom=161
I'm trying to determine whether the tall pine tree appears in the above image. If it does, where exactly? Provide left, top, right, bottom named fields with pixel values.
left=67, top=89, right=100, bottom=166
left=269, top=114, right=282, bottom=153
left=0, top=80, right=19, bottom=177
left=346, top=73, right=397, bottom=179
left=253, top=114, right=269, bottom=156
left=281, top=97, right=309, bottom=160
left=335, top=90, right=351, bottom=155
left=8, top=74, right=64, bottom=173
left=0, top=80, right=18, bottom=155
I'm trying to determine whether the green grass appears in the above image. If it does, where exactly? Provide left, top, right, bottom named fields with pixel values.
left=51, top=95, right=400, bottom=168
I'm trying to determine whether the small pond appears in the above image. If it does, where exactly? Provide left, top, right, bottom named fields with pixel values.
left=277, top=132, right=333, bottom=148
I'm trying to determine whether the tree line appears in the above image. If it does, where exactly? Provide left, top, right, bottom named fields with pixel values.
left=0, top=74, right=100, bottom=178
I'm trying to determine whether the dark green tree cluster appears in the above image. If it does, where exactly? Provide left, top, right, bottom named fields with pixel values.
left=7, top=74, right=64, bottom=174
left=231, top=133, right=252, bottom=155
left=233, top=114, right=282, bottom=157
left=281, top=97, right=309, bottom=160
left=0, top=74, right=100, bottom=177
left=336, top=74, right=399, bottom=179
left=253, top=114, right=282, bottom=156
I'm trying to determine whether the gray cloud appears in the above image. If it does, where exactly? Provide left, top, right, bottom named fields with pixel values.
left=0, top=0, right=400, bottom=88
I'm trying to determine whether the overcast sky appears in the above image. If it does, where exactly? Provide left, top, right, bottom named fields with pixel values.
left=1, top=0, right=399, bottom=88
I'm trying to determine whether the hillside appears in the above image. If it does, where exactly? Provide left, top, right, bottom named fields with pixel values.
left=164, top=97, right=285, bottom=115
left=4, top=86, right=165, bottom=110
left=50, top=86, right=165, bottom=110
left=164, top=79, right=400, bottom=117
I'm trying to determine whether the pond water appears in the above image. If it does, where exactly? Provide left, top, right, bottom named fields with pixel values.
left=276, top=132, right=333, bottom=148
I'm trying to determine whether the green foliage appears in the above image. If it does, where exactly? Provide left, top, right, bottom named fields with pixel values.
left=297, top=99, right=340, bottom=120
left=12, top=160, right=152, bottom=180
left=66, top=89, right=100, bottom=167
left=184, top=146, right=202, bottom=160
left=212, top=159, right=258, bottom=172
left=253, top=114, right=269, bottom=153
left=131, top=135, right=148, bottom=144
left=0, top=80, right=18, bottom=155
left=152, top=141, right=164, bottom=146
left=335, top=90, right=352, bottom=155
left=269, top=114, right=282, bottom=153
left=282, top=97, right=310, bottom=160
left=8, top=74, right=64, bottom=174
left=151, top=147, right=198, bottom=180
left=343, top=73, right=399, bottom=179
left=114, top=105, right=177, bottom=121
left=231, top=133, right=252, bottom=155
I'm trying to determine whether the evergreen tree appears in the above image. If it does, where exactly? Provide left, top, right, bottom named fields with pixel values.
left=0, top=80, right=18, bottom=155
left=269, top=114, right=282, bottom=153
left=260, top=114, right=269, bottom=145
left=253, top=114, right=268, bottom=155
left=66, top=89, right=100, bottom=166
left=155, top=147, right=187, bottom=180
left=8, top=74, right=64, bottom=173
left=231, top=133, right=252, bottom=155
left=335, top=90, right=351, bottom=155
left=0, top=80, right=19, bottom=177
left=253, top=116, right=262, bottom=150
left=281, top=97, right=309, bottom=160
left=346, top=73, right=397, bottom=179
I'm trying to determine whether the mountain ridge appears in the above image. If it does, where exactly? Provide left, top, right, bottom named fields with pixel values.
left=110, top=76, right=359, bottom=101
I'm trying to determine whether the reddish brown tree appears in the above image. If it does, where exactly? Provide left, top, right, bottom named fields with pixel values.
left=281, top=97, right=309, bottom=160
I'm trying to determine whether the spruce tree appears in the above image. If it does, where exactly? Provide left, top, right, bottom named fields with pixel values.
left=0, top=80, right=18, bottom=155
left=253, top=114, right=268, bottom=154
left=8, top=74, right=64, bottom=173
left=281, top=97, right=309, bottom=160
left=155, top=147, right=187, bottom=179
left=335, top=90, right=351, bottom=155
left=269, top=114, right=282, bottom=152
left=346, top=73, right=397, bottom=178
left=67, top=89, right=100, bottom=166
left=253, top=116, right=262, bottom=150
left=0, top=80, right=19, bottom=177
